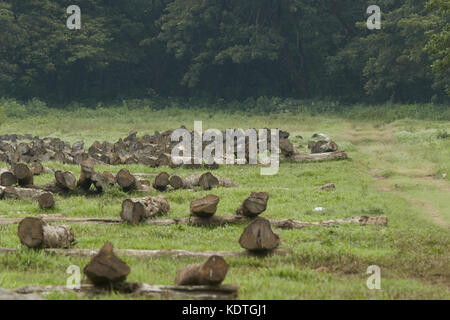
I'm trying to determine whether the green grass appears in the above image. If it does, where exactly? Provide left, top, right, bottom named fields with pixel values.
left=0, top=107, right=449, bottom=299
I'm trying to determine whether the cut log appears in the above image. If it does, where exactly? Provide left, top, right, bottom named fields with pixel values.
left=91, top=172, right=108, bottom=193
left=292, top=151, right=348, bottom=162
left=0, top=169, right=17, bottom=186
left=77, top=158, right=95, bottom=191
left=103, top=171, right=116, bottom=185
left=83, top=242, right=131, bottom=286
left=55, top=171, right=77, bottom=191
left=30, top=161, right=44, bottom=176
left=239, top=217, right=280, bottom=252
left=121, top=196, right=170, bottom=225
left=235, top=192, right=269, bottom=217
left=190, top=195, right=220, bottom=218
left=198, top=172, right=219, bottom=190
left=175, top=255, right=229, bottom=286
left=152, top=172, right=170, bottom=191
left=2, top=186, right=55, bottom=209
left=116, top=168, right=137, bottom=191
left=18, top=217, right=74, bottom=248
left=12, top=163, right=34, bottom=186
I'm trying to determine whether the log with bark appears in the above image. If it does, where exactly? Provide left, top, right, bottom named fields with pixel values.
left=292, top=151, right=348, bottom=162
left=30, top=161, right=44, bottom=176
left=152, top=172, right=170, bottom=191
left=77, top=158, right=95, bottom=191
left=0, top=247, right=293, bottom=259
left=239, top=217, right=281, bottom=252
left=116, top=168, right=137, bottom=191
left=1, top=186, right=55, bottom=209
left=175, top=255, right=229, bottom=286
left=0, top=168, right=17, bottom=186
left=316, top=183, right=335, bottom=190
left=169, top=173, right=236, bottom=190
left=190, top=195, right=220, bottom=218
left=235, top=192, right=269, bottom=217
left=12, top=163, right=34, bottom=186
left=198, top=172, right=219, bottom=190
left=120, top=195, right=170, bottom=225
left=55, top=171, right=77, bottom=191
left=17, top=217, right=74, bottom=248
left=6, top=283, right=238, bottom=300
left=84, top=242, right=131, bottom=286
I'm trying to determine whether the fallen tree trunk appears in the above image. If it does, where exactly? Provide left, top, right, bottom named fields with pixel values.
left=235, top=192, right=269, bottom=217
left=120, top=196, right=170, bottom=225
left=175, top=255, right=228, bottom=286
left=0, top=247, right=293, bottom=259
left=0, top=186, right=55, bottom=208
left=239, top=217, right=281, bottom=252
left=0, top=215, right=389, bottom=228
left=7, top=283, right=238, bottom=300
left=12, top=163, right=34, bottom=186
left=292, top=151, right=348, bottom=162
left=84, top=242, right=131, bottom=286
left=190, top=195, right=220, bottom=218
left=18, top=217, right=74, bottom=248
left=0, top=169, right=17, bottom=186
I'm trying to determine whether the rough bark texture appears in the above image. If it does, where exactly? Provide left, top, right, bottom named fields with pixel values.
left=30, top=161, right=44, bottom=176
left=198, top=172, right=219, bottom=190
left=238, top=217, right=281, bottom=252
left=0, top=169, right=17, bottom=186
left=175, top=255, right=229, bottom=286
left=17, top=217, right=74, bottom=248
left=236, top=192, right=269, bottom=217
left=120, top=195, right=170, bottom=225
left=84, top=242, right=131, bottom=286
left=190, top=195, right=220, bottom=218
left=1, top=186, right=55, bottom=208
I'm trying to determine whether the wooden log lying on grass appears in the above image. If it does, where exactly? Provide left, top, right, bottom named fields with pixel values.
left=0, top=186, right=55, bottom=209
left=190, top=195, right=220, bottom=218
left=169, top=173, right=236, bottom=190
left=18, top=217, right=74, bottom=248
left=55, top=171, right=77, bottom=191
left=0, top=215, right=389, bottom=228
left=175, top=256, right=229, bottom=286
left=7, top=283, right=238, bottom=300
left=12, top=163, right=33, bottom=186
left=30, top=161, right=44, bottom=176
left=198, top=172, right=219, bottom=190
left=77, top=158, right=95, bottom=191
left=239, top=217, right=280, bottom=252
left=169, top=173, right=201, bottom=189
left=235, top=192, right=269, bottom=217
left=292, top=151, right=348, bottom=162
left=0, top=247, right=293, bottom=259
left=120, top=196, right=170, bottom=225
left=116, top=168, right=137, bottom=191
left=84, top=242, right=131, bottom=286
left=152, top=172, right=170, bottom=191
left=0, top=169, right=17, bottom=186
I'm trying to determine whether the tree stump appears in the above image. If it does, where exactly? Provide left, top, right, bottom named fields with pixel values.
left=83, top=242, right=131, bottom=286
left=190, top=195, right=220, bottom=218
left=238, top=217, right=280, bottom=252
left=175, top=255, right=229, bottom=286
left=18, top=217, right=74, bottom=248
left=235, top=192, right=269, bottom=217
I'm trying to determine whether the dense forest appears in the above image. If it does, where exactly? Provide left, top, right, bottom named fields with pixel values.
left=0, top=0, right=449, bottom=104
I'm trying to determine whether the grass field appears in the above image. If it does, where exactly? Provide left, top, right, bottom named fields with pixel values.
left=0, top=107, right=449, bottom=299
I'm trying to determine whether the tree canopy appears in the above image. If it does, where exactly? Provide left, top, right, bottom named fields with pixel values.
left=0, top=0, right=448, bottom=103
